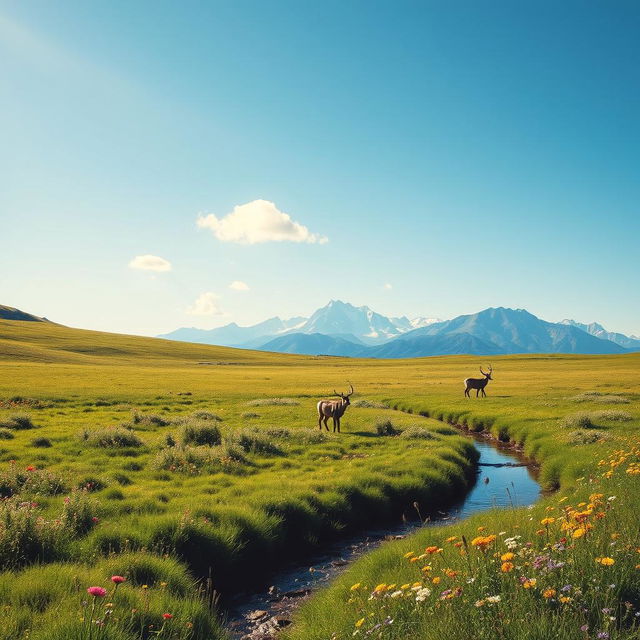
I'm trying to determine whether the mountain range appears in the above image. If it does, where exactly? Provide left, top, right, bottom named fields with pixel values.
left=159, top=301, right=640, bottom=358
left=158, top=300, right=439, bottom=348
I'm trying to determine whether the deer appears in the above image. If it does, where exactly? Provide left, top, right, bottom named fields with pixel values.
left=464, top=365, right=493, bottom=398
left=317, top=383, right=354, bottom=433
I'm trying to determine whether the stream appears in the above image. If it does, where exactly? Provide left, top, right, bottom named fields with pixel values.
left=225, top=435, right=541, bottom=639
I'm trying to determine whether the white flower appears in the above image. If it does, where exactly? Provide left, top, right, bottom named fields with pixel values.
left=390, top=590, right=403, bottom=598
left=415, top=587, right=432, bottom=602
left=486, top=595, right=502, bottom=604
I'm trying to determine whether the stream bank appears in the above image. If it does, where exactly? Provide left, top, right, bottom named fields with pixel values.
left=225, top=431, right=540, bottom=639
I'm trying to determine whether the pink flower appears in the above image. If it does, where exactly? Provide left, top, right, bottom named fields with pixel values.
left=111, top=575, right=126, bottom=584
left=162, top=613, right=173, bottom=619
left=87, top=586, right=107, bottom=597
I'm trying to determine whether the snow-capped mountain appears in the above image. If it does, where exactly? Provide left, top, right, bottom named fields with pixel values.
left=159, top=303, right=639, bottom=357
left=159, top=300, right=436, bottom=347
left=560, top=320, right=640, bottom=350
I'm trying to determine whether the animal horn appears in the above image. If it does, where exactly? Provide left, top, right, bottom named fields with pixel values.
left=479, top=366, right=486, bottom=375
left=334, top=389, right=343, bottom=397
left=347, top=382, right=354, bottom=396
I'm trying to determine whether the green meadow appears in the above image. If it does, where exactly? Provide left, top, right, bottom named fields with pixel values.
left=0, top=318, right=639, bottom=639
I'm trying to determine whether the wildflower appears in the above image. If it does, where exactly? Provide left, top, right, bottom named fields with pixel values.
left=373, top=584, right=387, bottom=593
left=596, top=633, right=610, bottom=639
left=581, top=624, right=589, bottom=632
left=446, top=536, right=457, bottom=543
left=403, top=551, right=415, bottom=559
left=543, top=589, right=556, bottom=599
left=162, top=613, right=173, bottom=620
left=432, top=577, right=441, bottom=585
left=486, top=595, right=501, bottom=604
left=475, top=599, right=486, bottom=607
left=501, top=552, right=515, bottom=562
left=572, top=528, right=585, bottom=539
left=355, top=618, right=365, bottom=628
left=416, top=587, right=431, bottom=602
left=522, top=578, right=537, bottom=589
left=541, top=517, right=555, bottom=526
left=87, top=587, right=107, bottom=597
left=350, top=583, right=361, bottom=591
left=596, top=557, right=615, bottom=566
left=26, top=465, right=35, bottom=472
left=390, top=590, right=403, bottom=598
left=111, top=576, right=126, bottom=584
left=471, top=535, right=496, bottom=550
left=501, top=562, right=515, bottom=573
left=559, top=596, right=572, bottom=603
left=425, top=546, right=442, bottom=554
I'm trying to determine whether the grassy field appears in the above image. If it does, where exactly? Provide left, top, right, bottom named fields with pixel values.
left=0, top=319, right=480, bottom=639
left=0, top=319, right=638, bottom=639
left=286, top=361, right=640, bottom=640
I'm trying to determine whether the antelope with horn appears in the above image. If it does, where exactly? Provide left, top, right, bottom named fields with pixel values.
left=464, top=365, right=493, bottom=398
left=317, top=383, right=354, bottom=433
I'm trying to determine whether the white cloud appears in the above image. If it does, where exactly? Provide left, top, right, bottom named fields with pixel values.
left=197, top=199, right=328, bottom=245
left=383, top=283, right=393, bottom=290
left=186, top=292, right=224, bottom=316
left=128, top=255, right=172, bottom=272
left=229, top=280, right=250, bottom=291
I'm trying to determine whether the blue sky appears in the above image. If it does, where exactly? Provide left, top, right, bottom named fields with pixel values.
left=2, top=0, right=639, bottom=336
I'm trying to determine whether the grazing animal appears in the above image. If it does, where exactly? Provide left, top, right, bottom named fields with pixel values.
left=317, top=383, right=354, bottom=433
left=464, top=365, right=493, bottom=398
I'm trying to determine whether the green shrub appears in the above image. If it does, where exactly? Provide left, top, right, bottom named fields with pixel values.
left=112, top=472, right=132, bottom=486
left=0, top=499, right=69, bottom=569
left=265, top=427, right=293, bottom=438
left=242, top=412, right=260, bottom=419
left=30, top=437, right=52, bottom=448
left=352, top=399, right=388, bottom=409
left=0, top=465, right=67, bottom=498
left=0, top=428, right=14, bottom=440
left=60, top=489, right=99, bottom=536
left=398, top=425, right=437, bottom=440
left=230, top=429, right=282, bottom=455
left=374, top=419, right=398, bottom=436
left=0, top=414, right=36, bottom=430
left=590, top=409, right=632, bottom=422
left=82, top=427, right=144, bottom=448
left=178, top=420, right=221, bottom=447
left=132, top=411, right=171, bottom=426
left=152, top=444, right=245, bottom=474
left=561, top=412, right=595, bottom=429
left=191, top=410, right=222, bottom=421
left=78, top=476, right=107, bottom=492
left=570, top=391, right=630, bottom=404
left=568, top=429, right=608, bottom=445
